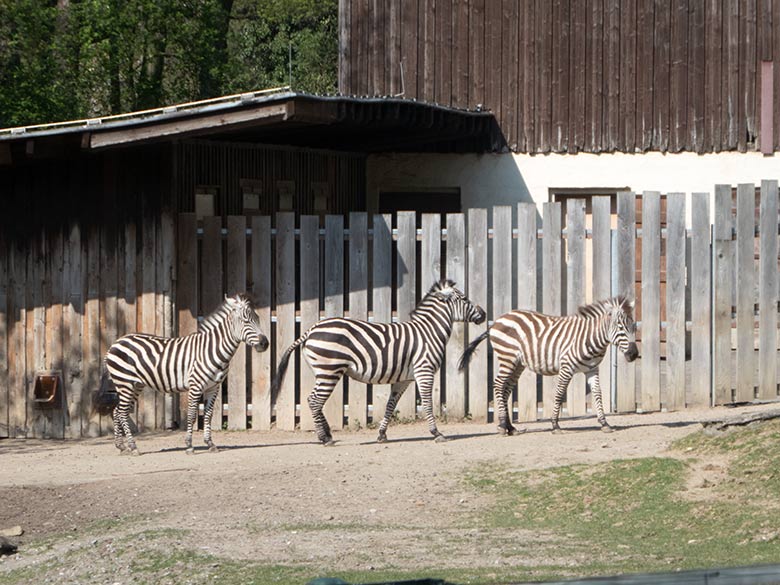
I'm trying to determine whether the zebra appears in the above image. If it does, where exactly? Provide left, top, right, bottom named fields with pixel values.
left=271, top=279, right=486, bottom=445
left=101, top=293, right=269, bottom=456
left=459, top=296, right=638, bottom=435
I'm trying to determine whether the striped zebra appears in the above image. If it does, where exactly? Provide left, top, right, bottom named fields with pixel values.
left=101, top=293, right=269, bottom=456
left=459, top=296, right=638, bottom=435
left=271, top=279, right=486, bottom=445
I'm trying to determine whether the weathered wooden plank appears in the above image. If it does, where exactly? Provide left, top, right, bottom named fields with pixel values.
left=46, top=229, right=65, bottom=439
left=469, top=0, right=485, bottom=108
left=276, top=212, right=297, bottom=431
left=669, top=0, right=689, bottom=152
left=592, top=196, right=612, bottom=413
left=452, top=0, right=470, bottom=107
left=421, top=213, right=442, bottom=414
left=758, top=180, right=779, bottom=399
left=485, top=0, right=502, bottom=118
left=688, top=0, right=706, bottom=152
left=435, top=0, right=453, bottom=107
left=735, top=184, right=756, bottom=401
left=348, top=212, right=369, bottom=429
left=653, top=0, right=671, bottom=151
left=159, top=210, right=175, bottom=428
left=445, top=213, right=467, bottom=419
left=372, top=213, right=392, bottom=423
left=492, top=206, right=513, bottom=419
left=739, top=0, right=757, bottom=152
left=298, top=216, right=319, bottom=431
left=251, top=216, right=272, bottom=430
left=0, top=232, right=7, bottom=438
left=401, top=0, right=419, bottom=100
left=666, top=193, right=686, bottom=410
left=396, top=211, right=417, bottom=420
left=551, top=0, right=569, bottom=152
left=64, top=224, right=83, bottom=439
left=29, top=233, right=47, bottom=438
left=226, top=216, right=247, bottom=430
left=690, top=193, right=712, bottom=407
left=636, top=0, right=654, bottom=151
left=516, top=203, right=538, bottom=421
left=542, top=202, right=562, bottom=418
left=713, top=184, right=734, bottom=404
left=616, top=192, right=637, bottom=412
left=386, top=0, right=402, bottom=95
left=419, top=0, right=435, bottom=100
left=324, top=214, right=346, bottom=429
left=501, top=0, right=519, bottom=148
left=535, top=0, right=552, bottom=152
left=604, top=0, right=620, bottom=151
left=586, top=0, right=603, bottom=152
left=100, top=219, right=119, bottom=437
left=370, top=0, right=385, bottom=95
left=704, top=0, right=723, bottom=151
left=619, top=0, right=637, bottom=151
left=520, top=0, right=536, bottom=151
left=566, top=199, right=587, bottom=416
left=723, top=0, right=739, bottom=149
left=569, top=0, right=586, bottom=152
left=201, top=217, right=223, bottom=430
left=641, top=192, right=661, bottom=412
left=177, top=214, right=197, bottom=426
left=8, top=241, right=26, bottom=437
left=467, top=209, right=488, bottom=421
left=83, top=226, right=101, bottom=437
left=338, top=0, right=351, bottom=92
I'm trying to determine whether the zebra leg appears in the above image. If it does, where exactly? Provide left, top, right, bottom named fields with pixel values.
left=202, top=388, right=220, bottom=453
left=416, top=369, right=446, bottom=442
left=589, top=371, right=613, bottom=432
left=112, top=406, right=126, bottom=453
left=115, top=388, right=141, bottom=456
left=377, top=381, right=412, bottom=443
left=184, top=389, right=203, bottom=454
left=307, top=374, right=341, bottom=445
left=494, top=361, right=523, bottom=436
left=550, top=365, right=574, bottom=434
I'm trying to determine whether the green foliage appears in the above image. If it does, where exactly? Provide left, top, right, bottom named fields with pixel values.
left=0, top=0, right=337, bottom=127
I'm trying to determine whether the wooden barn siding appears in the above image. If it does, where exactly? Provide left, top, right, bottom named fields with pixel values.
left=339, top=0, right=780, bottom=153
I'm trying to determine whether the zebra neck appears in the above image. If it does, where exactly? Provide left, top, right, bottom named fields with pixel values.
left=199, top=318, right=242, bottom=357
left=409, top=304, right=453, bottom=343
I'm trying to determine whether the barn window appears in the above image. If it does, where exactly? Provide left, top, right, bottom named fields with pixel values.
left=240, top=179, right=263, bottom=215
left=195, top=186, right=218, bottom=219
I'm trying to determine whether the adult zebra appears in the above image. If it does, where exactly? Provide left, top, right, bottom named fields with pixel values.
left=100, top=293, right=269, bottom=456
left=459, top=296, right=638, bottom=435
left=271, top=279, right=486, bottom=445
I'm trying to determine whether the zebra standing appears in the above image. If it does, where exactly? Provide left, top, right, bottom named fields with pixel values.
left=102, top=293, right=269, bottom=456
left=271, top=279, right=486, bottom=445
left=459, top=296, right=638, bottom=435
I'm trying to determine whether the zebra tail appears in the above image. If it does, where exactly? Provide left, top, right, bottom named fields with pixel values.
left=269, top=332, right=309, bottom=406
left=458, top=330, right=490, bottom=371
left=92, top=367, right=120, bottom=416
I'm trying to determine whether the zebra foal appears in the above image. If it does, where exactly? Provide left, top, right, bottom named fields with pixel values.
left=459, top=297, right=638, bottom=435
left=101, top=293, right=269, bottom=456
left=271, top=279, right=486, bottom=445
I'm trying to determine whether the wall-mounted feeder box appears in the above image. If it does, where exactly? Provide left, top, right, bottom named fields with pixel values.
left=33, top=371, right=62, bottom=408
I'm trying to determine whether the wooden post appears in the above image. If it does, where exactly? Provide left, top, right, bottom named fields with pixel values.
left=467, top=208, right=488, bottom=422
left=492, top=206, right=513, bottom=419
left=250, top=216, right=272, bottom=430
left=665, top=193, right=686, bottom=410
left=348, top=212, right=368, bottom=429
left=713, top=185, right=734, bottom=404
left=29, top=233, right=46, bottom=438
left=9, top=241, right=27, bottom=437
left=758, top=180, right=779, bottom=399
left=445, top=213, right=467, bottom=420
left=299, top=215, right=320, bottom=431
left=735, top=184, right=755, bottom=402
left=421, top=213, right=442, bottom=414
left=616, top=192, right=637, bottom=412
left=100, top=221, right=119, bottom=437
left=641, top=191, right=661, bottom=411
left=372, top=214, right=392, bottom=423
left=690, top=193, right=712, bottom=407
left=177, top=214, right=198, bottom=426
left=83, top=226, right=101, bottom=437
left=64, top=224, right=83, bottom=438
left=542, top=202, right=562, bottom=418
left=395, top=211, right=417, bottom=420
left=592, top=196, right=612, bottom=413
left=201, top=217, right=223, bottom=428
left=159, top=210, right=175, bottom=428
left=46, top=229, right=65, bottom=438
left=566, top=199, right=587, bottom=416
left=226, top=216, right=247, bottom=430
left=275, top=212, right=296, bottom=431
left=516, top=203, right=538, bottom=422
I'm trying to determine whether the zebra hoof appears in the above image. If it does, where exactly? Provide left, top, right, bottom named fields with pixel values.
left=601, top=425, right=614, bottom=433
left=322, top=440, right=336, bottom=447
left=551, top=428, right=565, bottom=435
left=376, top=433, right=387, bottom=443
left=129, top=449, right=141, bottom=457
left=208, top=445, right=220, bottom=453
left=434, top=434, right=449, bottom=443
left=185, top=448, right=195, bottom=455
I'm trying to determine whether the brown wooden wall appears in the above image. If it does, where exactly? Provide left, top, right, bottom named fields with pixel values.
left=339, top=0, right=780, bottom=154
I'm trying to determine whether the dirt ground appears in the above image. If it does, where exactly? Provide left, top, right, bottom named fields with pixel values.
left=0, top=404, right=773, bottom=583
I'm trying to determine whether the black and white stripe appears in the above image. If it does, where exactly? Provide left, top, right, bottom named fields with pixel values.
left=104, top=293, right=269, bottom=455
left=271, top=279, right=486, bottom=445
left=459, top=296, right=638, bottom=435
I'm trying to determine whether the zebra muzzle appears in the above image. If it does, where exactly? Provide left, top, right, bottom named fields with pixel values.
left=624, top=343, right=639, bottom=362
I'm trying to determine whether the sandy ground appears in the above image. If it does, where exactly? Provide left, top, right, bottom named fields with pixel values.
left=0, top=404, right=772, bottom=582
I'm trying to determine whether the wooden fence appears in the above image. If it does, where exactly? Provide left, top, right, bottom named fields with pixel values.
left=1, top=181, right=779, bottom=438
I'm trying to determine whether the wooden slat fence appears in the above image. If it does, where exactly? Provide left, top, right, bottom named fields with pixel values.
left=3, top=182, right=780, bottom=438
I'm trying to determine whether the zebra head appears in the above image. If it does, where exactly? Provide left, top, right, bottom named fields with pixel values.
left=608, top=297, right=638, bottom=362
left=429, top=279, right=486, bottom=324
left=225, top=294, right=269, bottom=352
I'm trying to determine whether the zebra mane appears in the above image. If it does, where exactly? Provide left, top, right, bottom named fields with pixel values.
left=576, top=296, right=633, bottom=318
left=410, top=279, right=458, bottom=318
left=199, top=293, right=254, bottom=331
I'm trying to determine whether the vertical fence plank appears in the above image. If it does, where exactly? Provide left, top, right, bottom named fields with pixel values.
left=516, top=203, right=538, bottom=422
left=542, top=203, right=562, bottom=418
left=83, top=227, right=101, bottom=437
left=372, top=213, right=392, bottom=423
left=445, top=213, right=467, bottom=419
left=467, top=208, right=488, bottom=422
left=177, top=214, right=198, bottom=426
left=101, top=224, right=119, bottom=437
left=201, top=217, right=223, bottom=429
left=421, top=213, right=442, bottom=414
left=492, top=206, right=513, bottom=420
left=159, top=211, right=175, bottom=428
left=65, top=225, right=83, bottom=438
left=713, top=184, right=734, bottom=404
left=324, top=214, right=345, bottom=429
left=9, top=242, right=26, bottom=437
left=348, top=212, right=368, bottom=429
left=0, top=233, right=7, bottom=437
left=251, top=216, right=272, bottom=430
left=690, top=193, right=712, bottom=407
left=47, top=230, right=65, bottom=439
left=735, top=184, right=756, bottom=402
left=29, top=234, right=46, bottom=438
left=227, top=215, right=247, bottom=430
left=666, top=193, right=686, bottom=410
left=641, top=191, right=661, bottom=411
left=299, top=216, right=320, bottom=431
left=758, top=180, right=779, bottom=399
left=275, top=212, right=296, bottom=431
left=141, top=220, right=159, bottom=432
left=396, top=211, right=417, bottom=420
left=616, top=192, right=637, bottom=412
left=592, top=196, right=612, bottom=413
left=566, top=199, right=587, bottom=416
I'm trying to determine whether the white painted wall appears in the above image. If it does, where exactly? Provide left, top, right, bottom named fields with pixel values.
left=367, top=151, right=779, bottom=223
